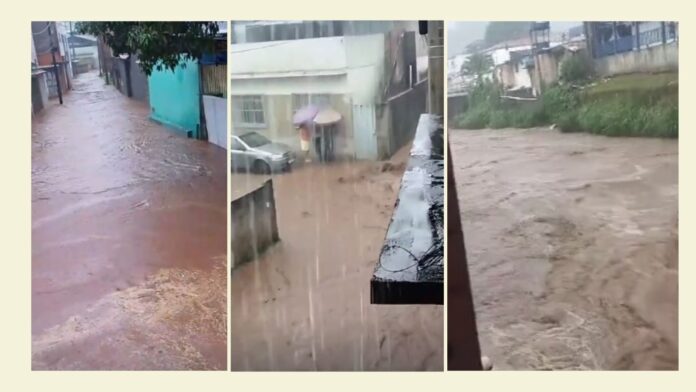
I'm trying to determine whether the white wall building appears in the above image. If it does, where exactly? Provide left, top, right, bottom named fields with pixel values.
left=231, top=21, right=425, bottom=160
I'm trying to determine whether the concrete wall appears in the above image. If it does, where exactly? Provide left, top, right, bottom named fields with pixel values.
left=231, top=74, right=348, bottom=95
left=230, top=179, right=279, bottom=268
left=537, top=51, right=561, bottom=88
left=345, top=34, right=386, bottom=104
left=31, top=72, right=49, bottom=114
left=593, top=41, right=678, bottom=77
left=32, top=22, right=58, bottom=62
left=383, top=79, right=427, bottom=157
left=43, top=64, right=70, bottom=98
left=148, top=59, right=201, bottom=137
left=447, top=94, right=469, bottom=122
left=129, top=55, right=149, bottom=102
left=231, top=36, right=348, bottom=76
left=112, top=58, right=129, bottom=96
left=110, top=56, right=149, bottom=102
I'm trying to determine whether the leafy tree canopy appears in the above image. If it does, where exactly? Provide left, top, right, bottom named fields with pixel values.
left=484, top=22, right=533, bottom=46
left=76, top=22, right=219, bottom=75
left=461, top=53, right=493, bottom=81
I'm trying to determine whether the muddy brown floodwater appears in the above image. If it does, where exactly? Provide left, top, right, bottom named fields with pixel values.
left=230, top=146, right=443, bottom=371
left=451, top=128, right=677, bottom=370
left=32, top=71, right=227, bottom=370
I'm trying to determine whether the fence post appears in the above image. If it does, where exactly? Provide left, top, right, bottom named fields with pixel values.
left=47, top=24, right=63, bottom=105
left=125, top=57, right=133, bottom=98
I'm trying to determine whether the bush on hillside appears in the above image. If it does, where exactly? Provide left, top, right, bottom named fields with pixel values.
left=542, top=85, right=580, bottom=124
left=453, top=105, right=491, bottom=129
left=559, top=54, right=594, bottom=83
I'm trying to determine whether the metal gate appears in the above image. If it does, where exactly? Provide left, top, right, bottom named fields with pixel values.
left=352, top=104, right=378, bottom=160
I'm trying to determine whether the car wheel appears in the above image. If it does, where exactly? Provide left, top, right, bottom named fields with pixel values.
left=253, top=160, right=271, bottom=175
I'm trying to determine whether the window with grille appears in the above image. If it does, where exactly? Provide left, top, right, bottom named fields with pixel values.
left=233, top=96, right=266, bottom=127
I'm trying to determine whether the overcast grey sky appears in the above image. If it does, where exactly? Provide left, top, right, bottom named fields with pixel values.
left=447, top=21, right=582, bottom=56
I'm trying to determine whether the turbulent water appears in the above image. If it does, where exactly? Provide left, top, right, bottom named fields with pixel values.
left=451, top=128, right=678, bottom=370
left=32, top=71, right=227, bottom=370
left=230, top=147, right=443, bottom=371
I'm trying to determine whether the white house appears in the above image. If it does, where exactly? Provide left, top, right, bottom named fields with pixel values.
left=230, top=21, right=427, bottom=160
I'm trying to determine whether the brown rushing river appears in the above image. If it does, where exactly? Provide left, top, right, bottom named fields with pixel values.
left=230, top=146, right=443, bottom=371
left=32, top=71, right=227, bottom=370
left=450, top=128, right=677, bottom=370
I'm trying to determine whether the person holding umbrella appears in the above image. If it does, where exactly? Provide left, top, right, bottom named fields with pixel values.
left=293, top=105, right=320, bottom=163
left=293, top=104, right=342, bottom=163
left=298, top=122, right=312, bottom=163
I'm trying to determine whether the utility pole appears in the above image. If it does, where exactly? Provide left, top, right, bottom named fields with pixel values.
left=48, top=23, right=63, bottom=105
left=530, top=21, right=550, bottom=96
left=69, top=21, right=76, bottom=59
left=97, top=36, right=103, bottom=77
left=426, top=21, right=444, bottom=116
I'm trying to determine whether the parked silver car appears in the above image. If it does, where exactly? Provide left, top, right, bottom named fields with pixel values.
left=231, top=131, right=295, bottom=174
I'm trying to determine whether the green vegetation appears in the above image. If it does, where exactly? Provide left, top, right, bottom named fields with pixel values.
left=586, top=72, right=678, bottom=96
left=573, top=98, right=678, bottom=138
left=76, top=22, right=220, bottom=75
left=559, top=54, right=594, bottom=83
left=452, top=73, right=678, bottom=138
left=461, top=53, right=494, bottom=82
left=452, top=81, right=546, bottom=130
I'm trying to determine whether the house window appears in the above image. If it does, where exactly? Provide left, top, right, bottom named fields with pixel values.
left=233, top=95, right=265, bottom=127
left=292, top=94, right=331, bottom=112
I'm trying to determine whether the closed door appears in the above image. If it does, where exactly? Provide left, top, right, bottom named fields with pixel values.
left=352, top=104, right=378, bottom=160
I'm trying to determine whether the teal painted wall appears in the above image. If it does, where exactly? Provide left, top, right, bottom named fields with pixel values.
left=148, top=59, right=200, bottom=137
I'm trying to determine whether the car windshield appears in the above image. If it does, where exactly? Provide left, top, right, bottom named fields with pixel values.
left=239, top=132, right=271, bottom=148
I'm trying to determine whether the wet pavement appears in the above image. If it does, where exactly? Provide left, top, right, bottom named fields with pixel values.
left=451, top=128, right=678, bottom=370
left=32, top=71, right=227, bottom=370
left=230, top=148, right=443, bottom=371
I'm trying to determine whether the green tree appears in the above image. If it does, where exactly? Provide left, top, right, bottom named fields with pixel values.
left=484, top=22, right=532, bottom=46
left=76, top=22, right=220, bottom=75
left=461, top=53, right=493, bottom=82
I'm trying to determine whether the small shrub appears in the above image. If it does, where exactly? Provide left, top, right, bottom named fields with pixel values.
left=560, top=54, right=594, bottom=83
left=642, top=104, right=678, bottom=138
left=542, top=85, right=580, bottom=124
left=488, top=110, right=511, bottom=129
left=469, top=81, right=503, bottom=110
left=454, top=106, right=491, bottom=129
left=556, top=112, right=581, bottom=132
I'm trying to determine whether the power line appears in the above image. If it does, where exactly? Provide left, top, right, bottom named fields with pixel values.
left=32, top=22, right=51, bottom=36
left=230, top=41, right=295, bottom=54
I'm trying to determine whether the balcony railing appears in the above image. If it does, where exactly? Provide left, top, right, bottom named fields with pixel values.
left=371, top=113, right=443, bottom=304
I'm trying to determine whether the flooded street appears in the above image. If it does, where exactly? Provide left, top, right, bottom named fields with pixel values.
left=451, top=128, right=678, bottom=370
left=230, top=147, right=443, bottom=371
left=32, top=71, right=227, bottom=370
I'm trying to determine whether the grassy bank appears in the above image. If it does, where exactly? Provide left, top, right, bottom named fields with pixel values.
left=452, top=72, right=678, bottom=138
